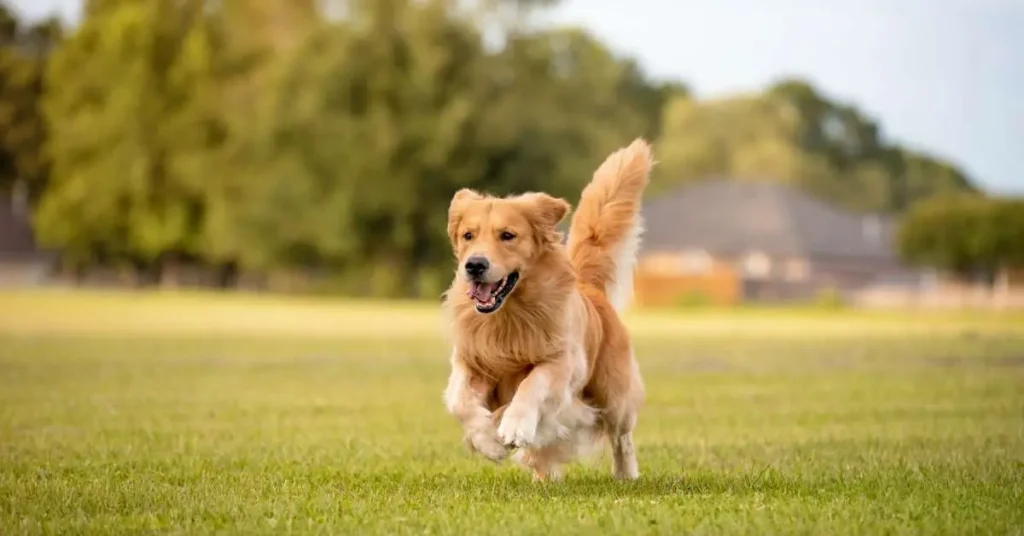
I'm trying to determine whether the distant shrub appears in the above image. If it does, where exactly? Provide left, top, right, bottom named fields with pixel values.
left=814, top=287, right=846, bottom=309
left=674, top=290, right=714, bottom=308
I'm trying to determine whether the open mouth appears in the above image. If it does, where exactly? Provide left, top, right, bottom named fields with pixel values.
left=466, top=272, right=520, bottom=314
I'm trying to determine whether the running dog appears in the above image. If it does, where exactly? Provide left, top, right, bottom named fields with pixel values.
left=442, top=138, right=652, bottom=481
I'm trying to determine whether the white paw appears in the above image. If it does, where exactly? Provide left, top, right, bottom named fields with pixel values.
left=466, top=428, right=509, bottom=462
left=614, top=468, right=640, bottom=480
left=497, top=408, right=540, bottom=448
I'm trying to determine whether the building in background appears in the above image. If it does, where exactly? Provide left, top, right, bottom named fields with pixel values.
left=634, top=180, right=925, bottom=307
left=0, top=189, right=56, bottom=286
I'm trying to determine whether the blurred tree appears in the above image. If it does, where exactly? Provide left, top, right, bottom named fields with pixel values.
left=0, top=5, right=62, bottom=202
left=233, top=1, right=653, bottom=297
left=655, top=77, right=977, bottom=213
left=37, top=0, right=210, bottom=281
left=183, top=0, right=322, bottom=285
left=34, top=0, right=663, bottom=294
left=898, top=194, right=1024, bottom=284
left=891, top=148, right=976, bottom=210
left=28, top=0, right=988, bottom=298
left=618, top=63, right=689, bottom=141
left=477, top=28, right=650, bottom=194
left=228, top=0, right=494, bottom=296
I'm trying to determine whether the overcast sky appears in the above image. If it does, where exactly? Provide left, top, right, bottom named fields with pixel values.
left=11, top=0, right=1023, bottom=195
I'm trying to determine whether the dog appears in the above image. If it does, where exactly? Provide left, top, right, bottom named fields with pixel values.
left=441, top=138, right=652, bottom=481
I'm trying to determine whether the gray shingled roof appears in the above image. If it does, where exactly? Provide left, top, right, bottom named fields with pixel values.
left=640, top=180, right=897, bottom=261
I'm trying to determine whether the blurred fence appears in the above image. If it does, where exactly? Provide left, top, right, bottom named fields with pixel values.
left=852, top=284, right=1024, bottom=310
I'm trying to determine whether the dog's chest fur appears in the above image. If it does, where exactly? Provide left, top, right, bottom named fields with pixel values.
left=453, top=305, right=567, bottom=379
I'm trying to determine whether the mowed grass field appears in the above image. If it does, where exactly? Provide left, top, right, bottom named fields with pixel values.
left=1, top=290, right=1023, bottom=534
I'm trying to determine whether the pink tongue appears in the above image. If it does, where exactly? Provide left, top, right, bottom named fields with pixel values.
left=468, top=281, right=498, bottom=302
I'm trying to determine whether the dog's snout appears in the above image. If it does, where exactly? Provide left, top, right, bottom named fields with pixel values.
left=464, top=256, right=489, bottom=278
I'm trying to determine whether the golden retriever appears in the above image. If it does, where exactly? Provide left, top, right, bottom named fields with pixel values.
left=441, top=138, right=652, bottom=481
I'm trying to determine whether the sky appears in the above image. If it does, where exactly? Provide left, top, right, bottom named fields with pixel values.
left=11, top=0, right=1024, bottom=195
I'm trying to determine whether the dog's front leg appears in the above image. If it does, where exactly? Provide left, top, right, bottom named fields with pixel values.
left=496, top=351, right=579, bottom=450
left=443, top=355, right=508, bottom=462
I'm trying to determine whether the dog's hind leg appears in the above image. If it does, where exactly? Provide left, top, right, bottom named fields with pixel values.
left=513, top=445, right=565, bottom=482
left=609, top=426, right=638, bottom=480
left=599, top=351, right=644, bottom=480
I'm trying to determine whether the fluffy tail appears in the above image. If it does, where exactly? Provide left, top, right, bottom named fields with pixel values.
left=567, top=138, right=654, bottom=312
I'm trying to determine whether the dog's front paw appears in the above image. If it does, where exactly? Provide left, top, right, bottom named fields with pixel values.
left=497, top=407, right=540, bottom=449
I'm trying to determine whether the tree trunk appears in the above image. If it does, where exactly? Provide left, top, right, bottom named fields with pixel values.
left=64, top=260, right=87, bottom=286
left=214, top=261, right=239, bottom=289
left=994, top=265, right=1010, bottom=310
left=160, top=254, right=182, bottom=289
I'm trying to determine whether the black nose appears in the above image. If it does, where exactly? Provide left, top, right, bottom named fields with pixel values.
left=464, top=256, right=489, bottom=278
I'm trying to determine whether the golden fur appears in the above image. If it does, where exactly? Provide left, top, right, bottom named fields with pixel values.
left=442, top=138, right=653, bottom=481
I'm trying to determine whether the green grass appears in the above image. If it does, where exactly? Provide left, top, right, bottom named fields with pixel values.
left=1, top=291, right=1023, bottom=534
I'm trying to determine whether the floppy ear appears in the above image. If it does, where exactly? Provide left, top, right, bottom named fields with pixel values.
left=447, top=188, right=483, bottom=245
left=519, top=192, right=571, bottom=228
left=517, top=192, right=572, bottom=245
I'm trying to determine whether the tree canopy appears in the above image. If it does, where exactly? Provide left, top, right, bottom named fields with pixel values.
left=0, top=4, right=61, bottom=202
left=655, top=79, right=976, bottom=213
left=898, top=194, right=1024, bottom=281
left=0, top=0, right=985, bottom=295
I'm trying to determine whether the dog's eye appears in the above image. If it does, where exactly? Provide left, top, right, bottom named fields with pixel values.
left=462, top=232, right=473, bottom=241
left=500, top=231, right=516, bottom=241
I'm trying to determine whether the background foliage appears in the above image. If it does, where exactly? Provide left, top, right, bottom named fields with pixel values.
left=0, top=0, right=994, bottom=296
left=898, top=194, right=1024, bottom=282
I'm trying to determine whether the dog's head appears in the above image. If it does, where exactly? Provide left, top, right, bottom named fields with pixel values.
left=447, top=188, right=571, bottom=314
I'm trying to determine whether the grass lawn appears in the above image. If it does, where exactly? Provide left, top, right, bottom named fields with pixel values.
left=1, top=290, right=1022, bottom=534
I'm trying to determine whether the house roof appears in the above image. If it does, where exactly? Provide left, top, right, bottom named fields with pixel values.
left=640, top=179, right=898, bottom=261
